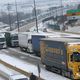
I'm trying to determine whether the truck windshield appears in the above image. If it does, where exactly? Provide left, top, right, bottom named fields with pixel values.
left=11, top=36, right=18, bottom=40
left=16, top=78, right=28, bottom=80
left=71, top=52, right=80, bottom=62
left=0, top=38, right=5, bottom=42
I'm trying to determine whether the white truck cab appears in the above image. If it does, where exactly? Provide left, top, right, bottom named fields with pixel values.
left=0, top=33, right=7, bottom=49
left=9, top=74, right=29, bottom=80
left=0, top=64, right=29, bottom=80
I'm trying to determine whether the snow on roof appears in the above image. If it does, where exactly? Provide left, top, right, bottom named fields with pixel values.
left=0, top=33, right=5, bottom=38
left=41, top=37, right=80, bottom=43
left=0, top=64, right=28, bottom=79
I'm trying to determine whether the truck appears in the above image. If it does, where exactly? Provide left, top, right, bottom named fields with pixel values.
left=40, top=37, right=80, bottom=79
left=18, top=32, right=37, bottom=53
left=0, top=64, right=29, bottom=80
left=5, top=32, right=19, bottom=47
left=18, top=32, right=57, bottom=54
left=0, top=33, right=7, bottom=49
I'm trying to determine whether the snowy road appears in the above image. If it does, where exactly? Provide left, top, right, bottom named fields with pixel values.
left=0, top=49, right=70, bottom=80
left=0, top=75, right=7, bottom=80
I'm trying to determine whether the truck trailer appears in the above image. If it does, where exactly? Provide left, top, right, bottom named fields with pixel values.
left=40, top=37, right=80, bottom=79
left=18, top=32, right=38, bottom=53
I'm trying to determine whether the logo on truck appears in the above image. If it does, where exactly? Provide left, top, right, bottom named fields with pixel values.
left=46, top=47, right=63, bottom=55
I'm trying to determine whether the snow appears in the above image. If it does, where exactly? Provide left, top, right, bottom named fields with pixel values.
left=30, top=23, right=44, bottom=32
left=0, top=53, right=70, bottom=80
left=66, top=26, right=80, bottom=33
left=0, top=76, right=6, bottom=80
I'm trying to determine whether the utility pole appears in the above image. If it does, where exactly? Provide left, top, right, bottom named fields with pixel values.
left=60, top=0, right=65, bottom=31
left=7, top=3, right=12, bottom=31
left=33, top=0, right=38, bottom=32
left=15, top=0, right=19, bottom=32
left=61, top=0, right=63, bottom=18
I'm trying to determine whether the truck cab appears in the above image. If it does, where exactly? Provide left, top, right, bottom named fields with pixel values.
left=0, top=33, right=7, bottom=49
left=11, top=33, right=19, bottom=47
left=68, top=43, right=80, bottom=79
left=5, top=32, right=19, bottom=47
left=0, top=64, right=29, bottom=80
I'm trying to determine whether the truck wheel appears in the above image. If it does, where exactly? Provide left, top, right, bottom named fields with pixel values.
left=26, top=48, right=30, bottom=53
left=20, top=47, right=23, bottom=51
left=62, top=70, right=67, bottom=77
left=70, top=71, right=74, bottom=80
left=45, top=65, right=51, bottom=71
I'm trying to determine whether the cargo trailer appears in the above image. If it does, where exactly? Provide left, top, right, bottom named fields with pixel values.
left=40, top=37, right=80, bottom=79
left=32, top=34, right=46, bottom=56
left=18, top=32, right=38, bottom=53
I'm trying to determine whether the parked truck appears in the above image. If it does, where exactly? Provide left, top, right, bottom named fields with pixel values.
left=0, top=64, right=29, bottom=80
left=0, top=33, right=7, bottom=49
left=18, top=32, right=37, bottom=53
left=18, top=32, right=57, bottom=54
left=5, top=32, right=19, bottom=47
left=40, top=37, right=80, bottom=79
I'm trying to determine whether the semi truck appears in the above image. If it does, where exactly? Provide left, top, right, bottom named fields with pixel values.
left=0, top=64, right=29, bottom=80
left=5, top=32, right=19, bottom=47
left=0, top=33, right=7, bottom=49
left=40, top=37, right=80, bottom=79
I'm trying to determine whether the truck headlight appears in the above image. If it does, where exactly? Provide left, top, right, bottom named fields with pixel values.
left=3, top=43, right=6, bottom=48
left=76, top=73, right=80, bottom=77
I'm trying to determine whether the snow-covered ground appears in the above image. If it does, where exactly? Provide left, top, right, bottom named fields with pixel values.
left=0, top=76, right=7, bottom=80
left=0, top=53, right=70, bottom=80
left=66, top=26, right=80, bottom=33
left=30, top=23, right=45, bottom=32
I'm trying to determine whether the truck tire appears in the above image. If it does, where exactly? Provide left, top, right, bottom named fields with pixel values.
left=45, top=65, right=51, bottom=71
left=70, top=71, right=74, bottom=80
left=26, top=48, right=30, bottom=53
left=20, top=47, right=23, bottom=51
left=62, top=70, right=73, bottom=79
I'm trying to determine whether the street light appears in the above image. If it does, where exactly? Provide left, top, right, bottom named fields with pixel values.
left=33, top=0, right=38, bottom=32
left=60, top=0, right=65, bottom=31
left=7, top=3, right=12, bottom=31
left=15, top=0, right=20, bottom=32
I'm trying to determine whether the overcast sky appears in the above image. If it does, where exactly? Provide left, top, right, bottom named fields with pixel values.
left=0, top=0, right=80, bottom=5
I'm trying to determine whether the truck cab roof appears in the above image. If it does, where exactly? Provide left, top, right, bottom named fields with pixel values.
left=0, top=33, right=5, bottom=38
left=10, top=74, right=29, bottom=80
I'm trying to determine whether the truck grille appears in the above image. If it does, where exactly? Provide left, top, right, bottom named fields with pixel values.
left=13, top=42, right=19, bottom=46
left=0, top=43, right=4, bottom=48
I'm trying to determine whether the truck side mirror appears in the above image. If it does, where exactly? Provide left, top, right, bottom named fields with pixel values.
left=71, top=54, right=73, bottom=61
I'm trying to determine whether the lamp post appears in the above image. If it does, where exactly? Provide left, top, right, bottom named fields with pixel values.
left=61, top=0, right=63, bottom=17
left=60, top=0, right=65, bottom=31
left=33, top=0, right=38, bottom=32
left=15, top=0, right=19, bottom=32
left=7, top=3, right=12, bottom=31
